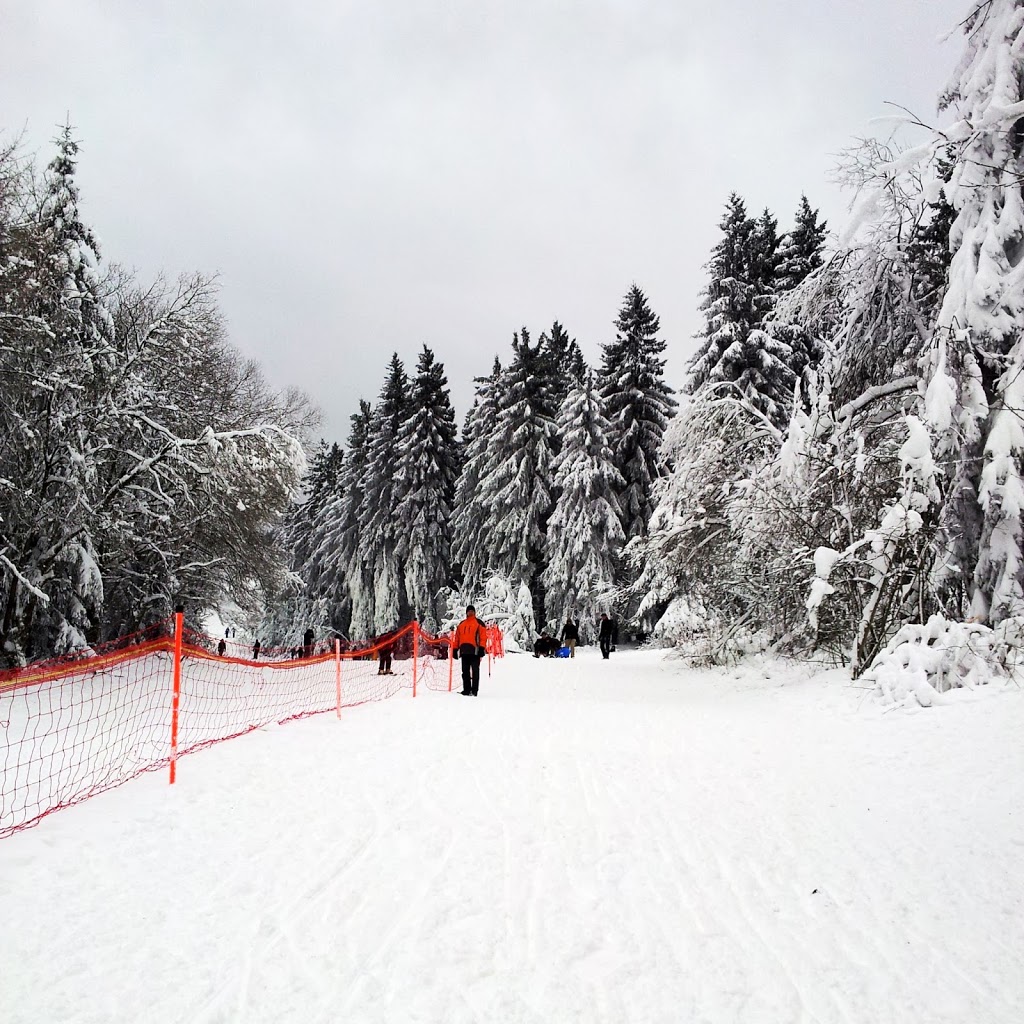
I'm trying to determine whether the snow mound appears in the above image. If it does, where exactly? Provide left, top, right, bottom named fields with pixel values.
left=864, top=614, right=1023, bottom=708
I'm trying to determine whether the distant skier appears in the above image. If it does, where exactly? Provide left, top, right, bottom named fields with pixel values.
left=303, top=627, right=315, bottom=658
left=598, top=613, right=616, bottom=660
left=560, top=617, right=580, bottom=658
left=453, top=605, right=486, bottom=696
left=252, top=639, right=261, bottom=660
left=217, top=637, right=227, bottom=657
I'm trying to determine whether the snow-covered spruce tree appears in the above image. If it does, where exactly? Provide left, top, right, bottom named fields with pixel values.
left=538, top=320, right=587, bottom=414
left=479, top=329, right=556, bottom=615
left=923, top=0, right=1024, bottom=624
left=905, top=154, right=956, bottom=325
left=451, top=358, right=503, bottom=593
left=749, top=207, right=782, bottom=321
left=689, top=196, right=799, bottom=426
left=541, top=371, right=624, bottom=636
left=394, top=345, right=458, bottom=629
left=774, top=195, right=828, bottom=293
left=601, top=285, right=676, bottom=543
left=0, top=127, right=117, bottom=657
left=315, top=402, right=374, bottom=639
left=261, top=440, right=344, bottom=646
left=688, top=194, right=758, bottom=392
left=358, top=354, right=411, bottom=633
left=763, top=196, right=830, bottom=396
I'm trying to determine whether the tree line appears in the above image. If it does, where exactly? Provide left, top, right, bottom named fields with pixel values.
left=263, top=186, right=827, bottom=648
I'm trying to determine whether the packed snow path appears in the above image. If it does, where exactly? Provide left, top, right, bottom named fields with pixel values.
left=2, top=649, right=1022, bottom=1023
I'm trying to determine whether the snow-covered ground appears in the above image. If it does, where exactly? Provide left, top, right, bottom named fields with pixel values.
left=2, top=648, right=1022, bottom=1024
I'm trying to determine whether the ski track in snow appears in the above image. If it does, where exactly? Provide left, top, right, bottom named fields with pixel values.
left=2, top=649, right=1023, bottom=1024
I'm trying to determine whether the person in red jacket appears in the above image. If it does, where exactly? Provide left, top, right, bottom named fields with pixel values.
left=453, top=605, right=486, bottom=696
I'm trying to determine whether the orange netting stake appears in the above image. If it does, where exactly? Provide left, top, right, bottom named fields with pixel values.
left=447, top=637, right=453, bottom=692
left=412, top=622, right=418, bottom=698
left=334, top=638, right=342, bottom=718
left=169, top=606, right=184, bottom=784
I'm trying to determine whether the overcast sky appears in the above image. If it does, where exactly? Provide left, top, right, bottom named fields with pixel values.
left=3, top=0, right=965, bottom=443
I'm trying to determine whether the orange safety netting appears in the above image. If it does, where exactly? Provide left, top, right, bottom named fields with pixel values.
left=0, top=618, right=503, bottom=840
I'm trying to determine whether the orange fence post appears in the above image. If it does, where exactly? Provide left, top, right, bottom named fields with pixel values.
left=169, top=605, right=184, bottom=785
left=412, top=621, right=418, bottom=698
left=448, top=635, right=453, bottom=692
left=335, top=638, right=342, bottom=718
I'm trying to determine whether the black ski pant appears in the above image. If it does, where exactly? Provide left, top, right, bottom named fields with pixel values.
left=600, top=635, right=612, bottom=659
left=460, top=644, right=482, bottom=694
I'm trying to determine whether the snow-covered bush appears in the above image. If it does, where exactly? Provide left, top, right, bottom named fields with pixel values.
left=650, top=596, right=768, bottom=667
left=864, top=613, right=1021, bottom=708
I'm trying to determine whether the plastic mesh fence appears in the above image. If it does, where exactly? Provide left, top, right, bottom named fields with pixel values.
left=0, top=619, right=503, bottom=839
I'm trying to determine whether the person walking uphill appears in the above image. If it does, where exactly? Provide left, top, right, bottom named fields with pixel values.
left=453, top=605, right=486, bottom=696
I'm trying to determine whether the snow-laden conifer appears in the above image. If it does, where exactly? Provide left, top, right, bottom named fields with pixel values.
left=317, top=402, right=374, bottom=639
left=451, top=358, right=503, bottom=592
left=925, top=0, right=1024, bottom=623
left=774, top=196, right=828, bottom=293
left=394, top=346, right=458, bottom=629
left=542, top=371, right=624, bottom=634
left=538, top=320, right=587, bottom=414
left=601, top=285, right=676, bottom=541
left=689, top=197, right=797, bottom=426
left=479, top=330, right=556, bottom=604
left=358, top=355, right=411, bottom=633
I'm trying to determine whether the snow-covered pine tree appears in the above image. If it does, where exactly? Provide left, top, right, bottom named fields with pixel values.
left=394, top=346, right=458, bottom=629
left=0, top=127, right=116, bottom=657
left=601, top=285, right=676, bottom=541
left=763, top=195, right=830, bottom=404
left=538, top=320, right=587, bottom=413
left=316, top=402, right=374, bottom=638
left=688, top=194, right=758, bottom=392
left=925, top=0, right=1024, bottom=623
left=359, top=354, right=411, bottom=633
left=905, top=157, right=955, bottom=324
left=774, top=195, right=828, bottom=293
left=479, top=329, right=556, bottom=612
left=749, top=208, right=782, bottom=321
left=451, top=358, right=503, bottom=593
left=689, top=197, right=797, bottom=426
left=261, top=441, right=344, bottom=645
left=541, top=371, right=624, bottom=635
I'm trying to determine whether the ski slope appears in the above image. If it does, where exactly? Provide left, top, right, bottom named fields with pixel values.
left=2, top=649, right=1022, bottom=1024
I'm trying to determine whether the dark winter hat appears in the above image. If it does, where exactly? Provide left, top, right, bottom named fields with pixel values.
left=467, top=604, right=476, bottom=613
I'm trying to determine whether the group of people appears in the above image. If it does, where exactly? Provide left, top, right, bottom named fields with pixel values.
left=533, top=613, right=618, bottom=660
left=211, top=606, right=619, bottom=696
left=215, top=627, right=321, bottom=661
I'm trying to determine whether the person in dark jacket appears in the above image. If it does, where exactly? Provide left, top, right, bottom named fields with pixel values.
left=598, top=613, right=616, bottom=660
left=533, top=632, right=558, bottom=658
left=252, top=639, right=261, bottom=660
left=378, top=630, right=395, bottom=675
left=303, top=627, right=315, bottom=658
left=453, top=605, right=486, bottom=695
left=560, top=618, right=580, bottom=658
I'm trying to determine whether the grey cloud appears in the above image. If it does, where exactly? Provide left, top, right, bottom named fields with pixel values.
left=2, top=0, right=963, bottom=440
